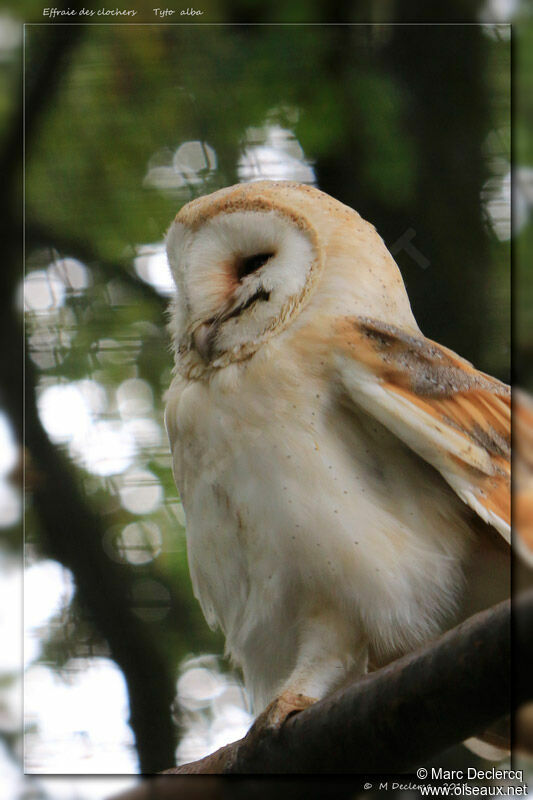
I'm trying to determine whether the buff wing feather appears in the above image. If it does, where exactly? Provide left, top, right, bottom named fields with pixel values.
left=334, top=317, right=510, bottom=542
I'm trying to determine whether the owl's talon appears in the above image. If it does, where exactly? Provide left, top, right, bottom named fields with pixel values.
left=248, top=691, right=317, bottom=739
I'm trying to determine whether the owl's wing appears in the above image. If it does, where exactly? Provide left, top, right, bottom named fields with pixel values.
left=334, top=317, right=510, bottom=543
left=515, top=390, right=533, bottom=564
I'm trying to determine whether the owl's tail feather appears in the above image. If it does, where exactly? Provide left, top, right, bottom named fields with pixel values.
left=463, top=715, right=510, bottom=760
left=466, top=706, right=533, bottom=760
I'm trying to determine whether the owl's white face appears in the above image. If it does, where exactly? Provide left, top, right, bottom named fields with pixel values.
left=166, top=207, right=319, bottom=374
left=166, top=181, right=420, bottom=378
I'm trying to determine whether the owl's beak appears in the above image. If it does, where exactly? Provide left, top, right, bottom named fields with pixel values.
left=193, top=287, right=271, bottom=363
left=193, top=321, right=217, bottom=363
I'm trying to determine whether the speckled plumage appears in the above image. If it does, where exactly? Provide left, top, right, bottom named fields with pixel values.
left=165, top=181, right=510, bottom=715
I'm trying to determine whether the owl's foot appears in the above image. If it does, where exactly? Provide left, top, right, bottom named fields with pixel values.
left=249, top=691, right=317, bottom=737
left=162, top=691, right=317, bottom=773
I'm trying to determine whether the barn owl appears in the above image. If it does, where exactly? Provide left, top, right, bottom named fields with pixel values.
left=165, top=181, right=510, bottom=732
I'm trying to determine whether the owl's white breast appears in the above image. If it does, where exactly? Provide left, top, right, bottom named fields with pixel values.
left=166, top=333, right=507, bottom=709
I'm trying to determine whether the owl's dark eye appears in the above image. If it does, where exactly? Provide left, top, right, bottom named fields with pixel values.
left=237, top=252, right=274, bottom=281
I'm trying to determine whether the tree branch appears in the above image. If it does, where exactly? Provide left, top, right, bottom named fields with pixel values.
left=153, top=594, right=532, bottom=776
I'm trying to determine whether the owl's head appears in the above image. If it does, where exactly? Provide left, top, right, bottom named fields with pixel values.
left=166, top=181, right=417, bottom=377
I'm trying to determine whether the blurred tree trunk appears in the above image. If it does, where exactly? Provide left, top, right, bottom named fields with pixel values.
left=2, top=16, right=179, bottom=774
left=314, top=3, right=494, bottom=372
left=384, top=9, right=491, bottom=368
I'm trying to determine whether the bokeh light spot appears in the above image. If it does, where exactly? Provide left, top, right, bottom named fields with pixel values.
left=118, top=469, right=163, bottom=515
left=134, top=243, right=175, bottom=296
left=24, top=270, right=66, bottom=313
left=117, top=378, right=154, bottom=418
left=70, top=420, right=136, bottom=476
left=0, top=412, right=17, bottom=478
left=48, top=257, right=90, bottom=293
left=116, top=520, right=162, bottom=565
left=238, top=124, right=315, bottom=184
left=37, top=384, right=91, bottom=444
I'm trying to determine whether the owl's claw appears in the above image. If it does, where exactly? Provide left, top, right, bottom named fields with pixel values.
left=248, top=691, right=317, bottom=738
